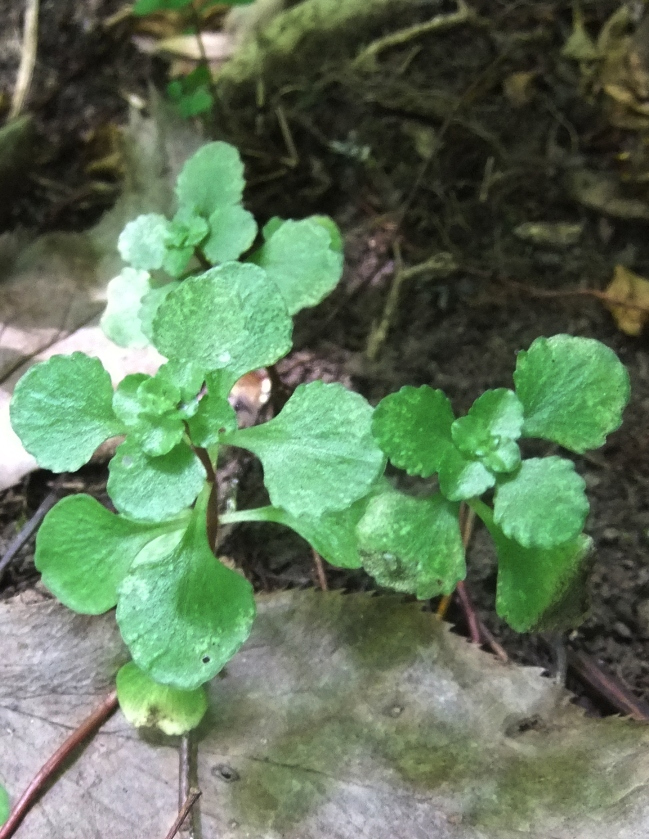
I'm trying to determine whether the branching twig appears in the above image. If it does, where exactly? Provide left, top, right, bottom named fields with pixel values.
left=0, top=691, right=118, bottom=839
left=177, top=734, right=200, bottom=838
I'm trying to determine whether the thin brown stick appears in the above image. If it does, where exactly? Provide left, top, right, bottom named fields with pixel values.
left=476, top=617, right=509, bottom=663
left=163, top=790, right=202, bottom=839
left=312, top=550, right=329, bottom=591
left=501, top=277, right=649, bottom=314
left=0, top=489, right=60, bottom=579
left=456, top=581, right=481, bottom=645
left=178, top=734, right=199, bottom=838
left=0, top=691, right=118, bottom=839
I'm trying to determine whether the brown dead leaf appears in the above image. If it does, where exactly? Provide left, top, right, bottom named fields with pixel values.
left=604, top=264, right=649, bottom=336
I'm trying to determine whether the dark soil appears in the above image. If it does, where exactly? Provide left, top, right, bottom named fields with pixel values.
left=2, top=0, right=649, bottom=707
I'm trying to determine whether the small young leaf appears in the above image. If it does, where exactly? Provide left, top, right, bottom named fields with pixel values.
left=372, top=386, right=455, bottom=477
left=113, top=374, right=185, bottom=457
left=438, top=446, right=495, bottom=501
left=224, top=382, right=386, bottom=518
left=118, top=213, right=169, bottom=271
left=157, top=359, right=205, bottom=403
left=152, top=263, right=292, bottom=384
left=451, top=389, right=524, bottom=458
left=108, top=439, right=206, bottom=522
left=116, top=495, right=256, bottom=690
left=493, top=457, right=589, bottom=549
left=116, top=662, right=208, bottom=735
left=250, top=218, right=344, bottom=315
left=175, top=142, right=246, bottom=217
left=186, top=394, right=237, bottom=447
left=101, top=268, right=153, bottom=348
left=202, top=204, right=257, bottom=264
left=356, top=488, right=465, bottom=599
left=514, top=335, right=630, bottom=453
left=10, top=353, right=122, bottom=472
left=166, top=209, right=210, bottom=249
left=35, top=495, right=178, bottom=614
left=485, top=516, right=593, bottom=633
left=0, top=784, right=8, bottom=826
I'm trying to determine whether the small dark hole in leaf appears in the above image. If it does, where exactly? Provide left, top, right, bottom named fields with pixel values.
left=212, top=763, right=240, bottom=783
left=202, top=655, right=211, bottom=664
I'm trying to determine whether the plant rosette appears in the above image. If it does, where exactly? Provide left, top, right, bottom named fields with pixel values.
left=9, top=142, right=388, bottom=733
left=364, top=335, right=630, bottom=631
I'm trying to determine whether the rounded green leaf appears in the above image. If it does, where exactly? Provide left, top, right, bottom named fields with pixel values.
left=186, top=394, right=237, bottom=447
left=10, top=353, right=122, bottom=472
left=483, top=514, right=594, bottom=633
left=175, top=142, right=245, bottom=216
left=116, top=498, right=256, bottom=689
left=139, top=282, right=180, bottom=342
left=356, top=488, right=465, bottom=599
left=494, top=457, right=589, bottom=549
left=225, top=381, right=386, bottom=518
left=108, top=439, right=206, bottom=522
left=152, top=263, right=293, bottom=382
left=116, top=662, right=208, bottom=735
left=438, top=446, right=495, bottom=501
left=0, top=784, right=8, bottom=826
left=250, top=218, right=344, bottom=315
left=118, top=213, right=169, bottom=271
left=372, top=386, right=455, bottom=478
left=451, top=389, right=524, bottom=457
left=35, top=495, right=175, bottom=614
left=101, top=268, right=153, bottom=348
left=513, top=335, right=630, bottom=453
left=203, top=205, right=257, bottom=264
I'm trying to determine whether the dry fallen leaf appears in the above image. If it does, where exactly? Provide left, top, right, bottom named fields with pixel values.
left=2, top=590, right=649, bottom=838
left=604, top=264, right=649, bottom=336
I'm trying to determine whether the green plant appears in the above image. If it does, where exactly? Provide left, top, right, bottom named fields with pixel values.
left=132, top=0, right=255, bottom=118
left=362, top=335, right=630, bottom=631
left=9, top=140, right=378, bottom=732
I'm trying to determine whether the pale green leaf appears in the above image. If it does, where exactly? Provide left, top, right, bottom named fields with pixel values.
left=152, top=263, right=292, bottom=383
left=166, top=209, right=209, bottom=248
left=225, top=381, right=385, bottom=518
left=35, top=495, right=178, bottom=614
left=162, top=245, right=194, bottom=279
left=156, top=359, right=205, bottom=403
left=477, top=507, right=594, bottom=632
left=250, top=218, right=344, bottom=315
left=175, top=142, right=245, bottom=216
left=139, top=282, right=180, bottom=342
left=113, top=374, right=184, bottom=457
left=108, top=438, right=206, bottom=522
left=356, top=487, right=465, bottom=599
left=101, top=268, right=153, bottom=348
left=371, top=385, right=455, bottom=477
left=438, top=446, right=495, bottom=501
left=116, top=662, right=208, bottom=735
left=514, top=335, right=630, bottom=453
left=118, top=213, right=169, bottom=271
left=203, top=205, right=257, bottom=264
left=494, top=457, right=589, bottom=549
left=116, top=495, right=256, bottom=689
left=10, top=353, right=122, bottom=472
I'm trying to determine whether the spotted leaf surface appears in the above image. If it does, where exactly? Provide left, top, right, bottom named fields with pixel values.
left=10, top=353, right=122, bottom=472
left=225, top=382, right=385, bottom=518
left=514, top=335, right=630, bottom=453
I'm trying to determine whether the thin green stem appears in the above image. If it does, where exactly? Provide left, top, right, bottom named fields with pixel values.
left=465, top=497, right=494, bottom=528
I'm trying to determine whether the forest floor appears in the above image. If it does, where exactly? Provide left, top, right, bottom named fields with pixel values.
left=2, top=0, right=649, bottom=711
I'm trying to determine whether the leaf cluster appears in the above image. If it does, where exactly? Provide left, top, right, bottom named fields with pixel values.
left=368, top=336, right=630, bottom=631
left=10, top=141, right=382, bottom=730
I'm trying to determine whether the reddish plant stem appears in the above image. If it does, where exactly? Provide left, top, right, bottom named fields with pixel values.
left=312, top=550, right=329, bottom=591
left=456, top=581, right=482, bottom=646
left=0, top=691, right=118, bottom=839
left=163, top=789, right=201, bottom=839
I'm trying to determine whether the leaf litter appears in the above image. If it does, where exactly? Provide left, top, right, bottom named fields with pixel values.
left=2, top=589, right=649, bottom=838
